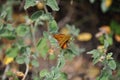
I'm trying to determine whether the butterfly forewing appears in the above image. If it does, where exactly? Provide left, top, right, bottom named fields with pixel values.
left=53, top=34, right=71, bottom=49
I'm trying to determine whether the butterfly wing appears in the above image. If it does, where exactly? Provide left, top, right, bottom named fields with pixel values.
left=53, top=34, right=70, bottom=49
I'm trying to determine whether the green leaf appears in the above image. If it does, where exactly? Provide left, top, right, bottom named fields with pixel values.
left=98, top=35, right=104, bottom=44
left=0, top=23, right=3, bottom=30
left=6, top=6, right=13, bottom=21
left=6, top=71, right=13, bottom=76
left=93, top=57, right=100, bottom=64
left=66, top=24, right=80, bottom=37
left=97, top=76, right=109, bottom=80
left=106, top=36, right=113, bottom=46
left=108, top=60, right=116, bottom=70
left=58, top=72, right=68, bottom=80
left=0, top=24, right=16, bottom=39
left=16, top=24, right=29, bottom=37
left=37, top=37, right=49, bottom=58
left=48, top=35, right=58, bottom=47
left=69, top=42, right=84, bottom=55
left=49, top=54, right=56, bottom=60
left=46, top=0, right=59, bottom=11
left=51, top=67, right=60, bottom=79
left=31, top=11, right=43, bottom=21
left=6, top=47, right=19, bottom=58
left=48, top=20, right=58, bottom=34
left=57, top=53, right=65, bottom=68
left=39, top=69, right=48, bottom=78
left=97, top=69, right=110, bottom=80
left=106, top=52, right=113, bottom=60
left=33, top=76, right=39, bottom=80
left=24, top=56, right=30, bottom=64
left=0, top=10, right=7, bottom=18
left=88, top=49, right=100, bottom=58
left=5, top=24, right=14, bottom=31
left=40, top=13, right=53, bottom=21
left=0, top=30, right=16, bottom=39
left=31, top=59, right=39, bottom=67
left=24, top=0, right=36, bottom=10
left=104, top=39, right=109, bottom=49
left=110, top=20, right=120, bottom=35
left=15, top=56, right=25, bottom=64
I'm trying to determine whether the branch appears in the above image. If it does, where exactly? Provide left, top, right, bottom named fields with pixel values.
left=2, top=65, right=10, bottom=80
left=22, top=63, right=29, bottom=80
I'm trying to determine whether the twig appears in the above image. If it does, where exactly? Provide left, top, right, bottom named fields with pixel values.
left=30, top=23, right=37, bottom=48
left=22, top=63, right=29, bottom=80
left=2, top=65, right=10, bottom=80
left=19, top=0, right=25, bottom=11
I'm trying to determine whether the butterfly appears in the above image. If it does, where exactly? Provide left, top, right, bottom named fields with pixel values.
left=53, top=34, right=71, bottom=49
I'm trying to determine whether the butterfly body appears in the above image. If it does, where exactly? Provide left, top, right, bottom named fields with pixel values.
left=53, top=34, right=71, bottom=49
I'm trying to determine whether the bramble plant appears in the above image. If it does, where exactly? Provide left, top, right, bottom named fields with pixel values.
left=0, top=0, right=118, bottom=80
left=0, top=0, right=81, bottom=80
left=88, top=33, right=116, bottom=80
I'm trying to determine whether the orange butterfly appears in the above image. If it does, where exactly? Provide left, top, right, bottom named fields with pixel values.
left=53, top=34, right=71, bottom=49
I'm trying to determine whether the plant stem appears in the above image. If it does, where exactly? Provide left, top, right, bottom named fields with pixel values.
left=43, top=0, right=48, bottom=13
left=2, top=65, right=10, bottom=80
left=22, top=63, right=29, bottom=80
left=30, top=24, right=36, bottom=48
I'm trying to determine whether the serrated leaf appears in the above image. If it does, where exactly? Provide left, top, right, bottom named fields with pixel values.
left=69, top=42, right=83, bottom=55
left=37, top=37, right=49, bottom=58
left=16, top=24, right=29, bottom=37
left=58, top=72, right=68, bottom=80
left=98, top=35, right=104, bottom=44
left=57, top=53, right=65, bottom=68
left=6, top=24, right=14, bottom=31
left=40, top=13, right=53, bottom=21
left=97, top=76, right=109, bottom=80
left=48, top=20, right=58, bottom=34
left=106, top=36, right=113, bottom=45
left=88, top=49, right=100, bottom=59
left=108, top=60, right=116, bottom=70
left=104, top=39, right=109, bottom=49
left=24, top=0, right=36, bottom=10
left=31, top=60, right=39, bottom=67
left=48, top=35, right=58, bottom=46
left=0, top=25, right=16, bottom=39
left=24, top=57, right=30, bottom=64
left=6, top=47, right=19, bottom=58
left=93, top=57, right=100, bottom=64
left=66, top=24, right=80, bottom=37
left=31, top=11, right=43, bottom=21
left=15, top=56, right=25, bottom=64
left=0, top=10, right=7, bottom=18
left=0, top=30, right=16, bottom=39
left=46, top=0, right=59, bottom=11
left=39, top=69, right=48, bottom=77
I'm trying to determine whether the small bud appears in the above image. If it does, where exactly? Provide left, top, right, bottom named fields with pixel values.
left=48, top=49, right=54, bottom=55
left=99, top=56, right=105, bottom=62
left=26, top=18, right=33, bottom=25
left=36, top=2, right=44, bottom=10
